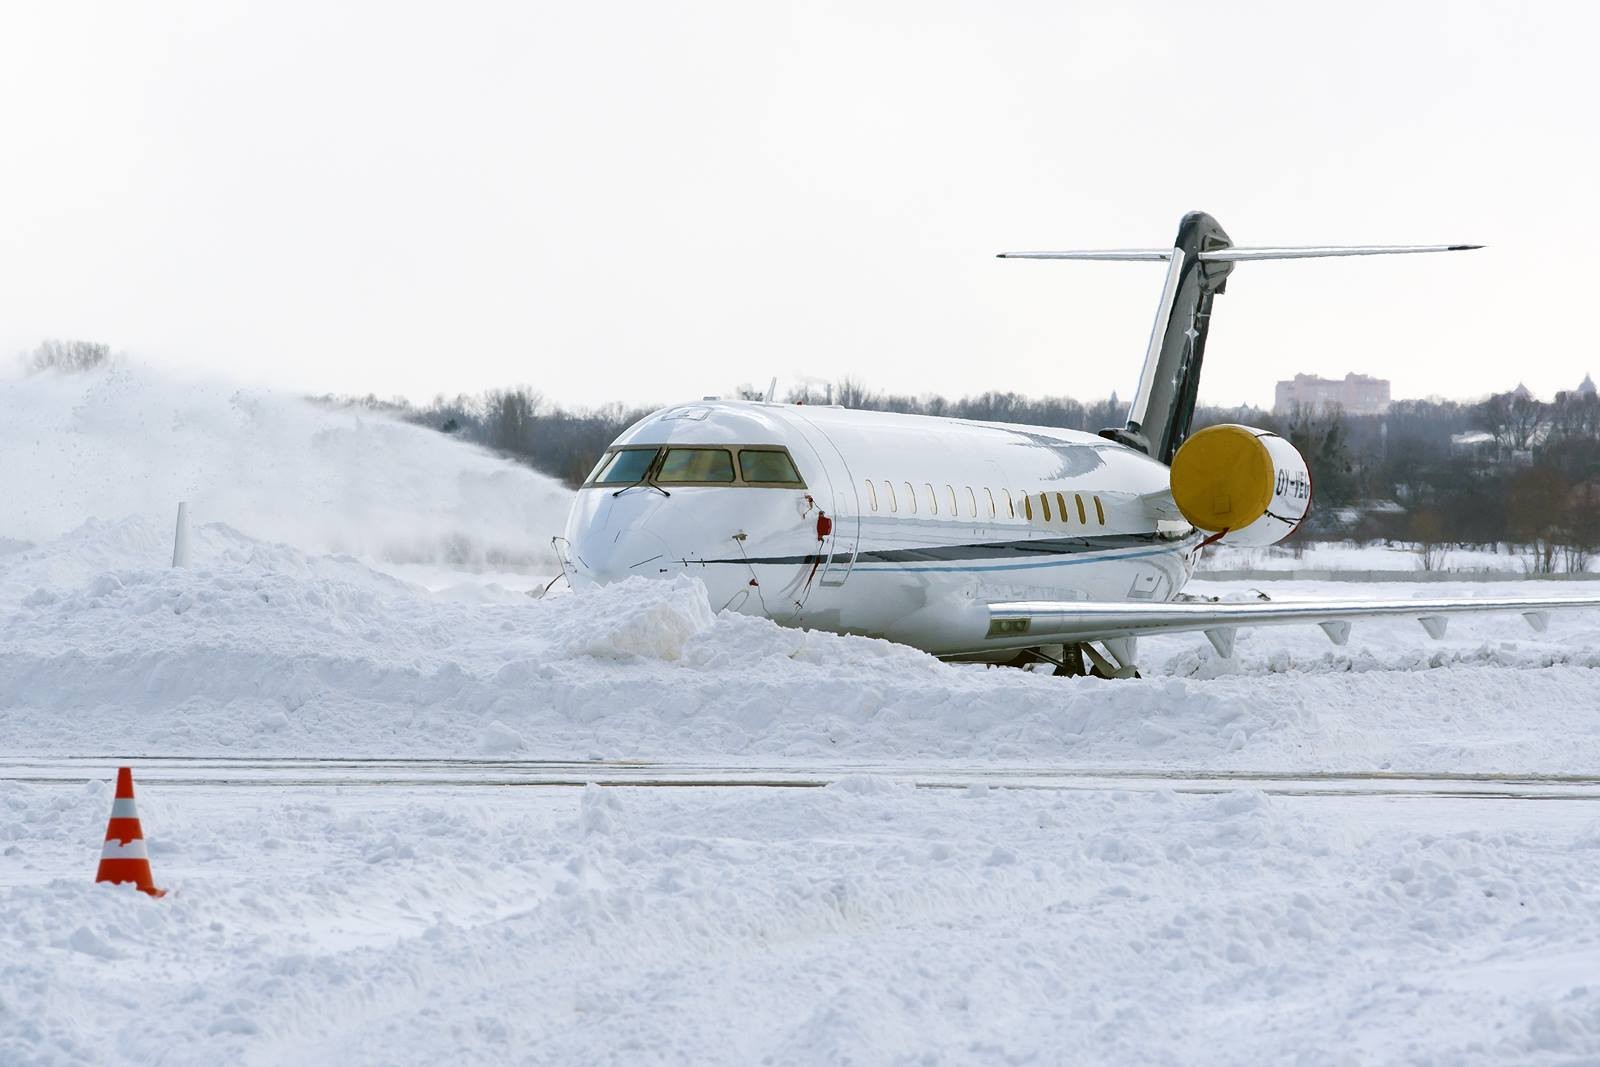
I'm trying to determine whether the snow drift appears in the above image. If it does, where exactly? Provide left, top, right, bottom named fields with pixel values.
left=0, top=363, right=572, bottom=572
left=5, top=517, right=1600, bottom=770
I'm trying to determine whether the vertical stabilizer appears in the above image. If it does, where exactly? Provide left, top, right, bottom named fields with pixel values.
left=1110, top=211, right=1234, bottom=463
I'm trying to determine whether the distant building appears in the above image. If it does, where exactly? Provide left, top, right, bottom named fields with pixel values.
left=1578, top=373, right=1596, bottom=398
left=1273, top=372, right=1391, bottom=416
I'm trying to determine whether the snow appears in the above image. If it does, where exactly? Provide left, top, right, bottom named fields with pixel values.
left=1202, top=539, right=1596, bottom=574
left=6, top=516, right=1600, bottom=773
left=5, top=364, right=1600, bottom=1063
left=4, top=781, right=1599, bottom=1064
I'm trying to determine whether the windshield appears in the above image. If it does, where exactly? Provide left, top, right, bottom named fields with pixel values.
left=584, top=444, right=805, bottom=488
left=656, top=447, right=736, bottom=483
left=738, top=449, right=802, bottom=485
left=592, top=448, right=659, bottom=484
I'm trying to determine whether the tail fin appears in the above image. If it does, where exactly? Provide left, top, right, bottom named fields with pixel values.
left=1000, top=212, right=1480, bottom=464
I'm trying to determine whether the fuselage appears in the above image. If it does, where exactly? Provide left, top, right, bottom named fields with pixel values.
left=561, top=400, right=1199, bottom=657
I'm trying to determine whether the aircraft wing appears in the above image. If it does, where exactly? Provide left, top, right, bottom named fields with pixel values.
left=984, top=593, right=1600, bottom=659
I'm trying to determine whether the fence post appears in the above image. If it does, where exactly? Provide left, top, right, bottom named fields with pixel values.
left=172, top=502, right=190, bottom=568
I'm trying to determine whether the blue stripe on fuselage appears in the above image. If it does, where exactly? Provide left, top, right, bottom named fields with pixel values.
left=843, top=544, right=1187, bottom=573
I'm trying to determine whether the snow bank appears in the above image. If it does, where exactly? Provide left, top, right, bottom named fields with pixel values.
left=0, top=363, right=572, bottom=573
left=551, top=576, right=717, bottom=661
left=6, top=519, right=1600, bottom=772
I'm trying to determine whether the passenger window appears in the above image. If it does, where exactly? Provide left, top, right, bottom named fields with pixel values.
left=924, top=483, right=937, bottom=515
left=592, top=447, right=660, bottom=484
left=738, top=449, right=804, bottom=485
left=904, top=482, right=916, bottom=514
left=1003, top=489, right=1015, bottom=518
left=945, top=485, right=958, bottom=515
left=1023, top=494, right=1033, bottom=521
left=1076, top=494, right=1088, bottom=525
left=1040, top=493, right=1052, bottom=522
left=966, top=486, right=978, bottom=517
left=1055, top=492, right=1068, bottom=523
left=884, top=481, right=897, bottom=512
left=984, top=488, right=996, bottom=518
left=656, top=448, right=735, bottom=483
left=865, top=480, right=878, bottom=512
left=1094, top=495, right=1106, bottom=525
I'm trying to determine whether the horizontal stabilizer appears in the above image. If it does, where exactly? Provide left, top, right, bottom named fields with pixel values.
left=1199, top=244, right=1482, bottom=261
left=997, top=250, right=1172, bottom=261
left=998, top=244, right=1481, bottom=262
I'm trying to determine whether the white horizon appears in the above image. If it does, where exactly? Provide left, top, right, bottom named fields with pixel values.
left=3, top=1, right=1595, bottom=411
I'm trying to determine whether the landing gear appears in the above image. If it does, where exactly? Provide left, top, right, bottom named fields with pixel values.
left=1052, top=644, right=1087, bottom=678
left=1088, top=660, right=1141, bottom=681
left=1082, top=640, right=1141, bottom=680
left=996, top=642, right=1141, bottom=679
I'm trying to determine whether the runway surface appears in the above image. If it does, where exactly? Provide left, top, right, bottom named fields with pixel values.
left=7, top=755, right=1600, bottom=800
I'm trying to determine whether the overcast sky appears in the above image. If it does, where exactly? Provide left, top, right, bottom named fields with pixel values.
left=3, top=1, right=1596, bottom=410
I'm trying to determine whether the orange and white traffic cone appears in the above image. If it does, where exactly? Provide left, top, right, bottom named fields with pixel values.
left=94, top=767, right=165, bottom=897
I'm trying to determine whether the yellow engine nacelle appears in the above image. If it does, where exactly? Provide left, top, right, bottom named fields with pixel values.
left=1169, top=424, right=1311, bottom=547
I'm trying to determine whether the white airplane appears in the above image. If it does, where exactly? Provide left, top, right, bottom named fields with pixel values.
left=558, top=211, right=1600, bottom=676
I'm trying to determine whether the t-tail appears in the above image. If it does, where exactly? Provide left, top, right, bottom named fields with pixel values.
left=1000, top=212, right=1481, bottom=465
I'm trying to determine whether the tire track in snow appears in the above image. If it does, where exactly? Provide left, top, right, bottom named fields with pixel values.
left=9, top=756, right=1600, bottom=800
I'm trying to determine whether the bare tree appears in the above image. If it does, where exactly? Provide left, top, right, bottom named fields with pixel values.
left=1283, top=402, right=1357, bottom=509
left=1561, top=480, right=1600, bottom=573
left=27, top=339, right=110, bottom=374
left=1547, top=390, right=1600, bottom=444
left=484, top=388, right=543, bottom=455
left=833, top=379, right=870, bottom=409
left=1509, top=466, right=1567, bottom=573
left=1408, top=507, right=1449, bottom=571
left=1477, top=390, right=1547, bottom=456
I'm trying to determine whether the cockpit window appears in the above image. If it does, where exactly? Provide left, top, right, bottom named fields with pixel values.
left=738, top=449, right=803, bottom=485
left=592, top=448, right=659, bottom=484
left=583, top=443, right=806, bottom=488
left=655, top=447, right=736, bottom=483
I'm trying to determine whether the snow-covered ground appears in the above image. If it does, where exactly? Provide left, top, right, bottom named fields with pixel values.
left=1201, top=539, right=1592, bottom=575
left=6, top=779, right=1600, bottom=1065
left=5, top=365, right=1600, bottom=1064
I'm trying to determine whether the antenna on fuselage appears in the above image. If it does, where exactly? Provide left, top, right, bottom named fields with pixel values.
left=998, top=213, right=1480, bottom=464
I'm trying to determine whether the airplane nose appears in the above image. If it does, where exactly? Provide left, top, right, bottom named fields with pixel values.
left=574, top=528, right=674, bottom=584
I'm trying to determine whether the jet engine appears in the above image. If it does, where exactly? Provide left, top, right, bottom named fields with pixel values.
left=1169, top=424, right=1310, bottom=547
